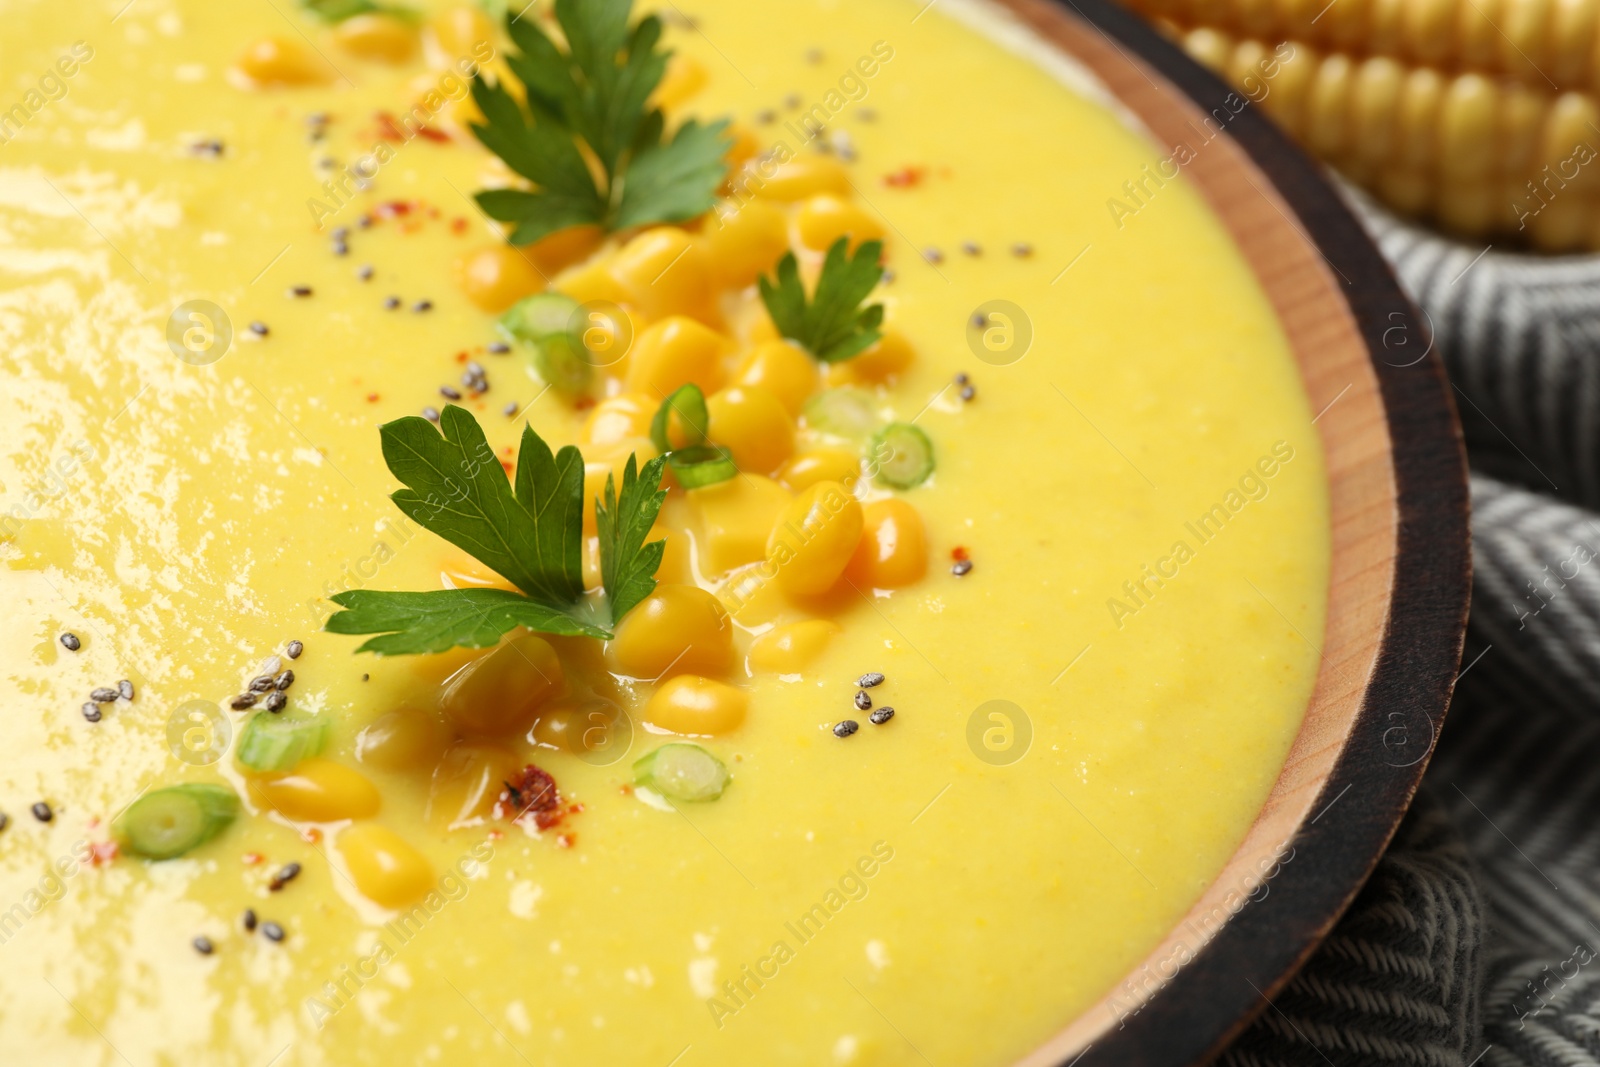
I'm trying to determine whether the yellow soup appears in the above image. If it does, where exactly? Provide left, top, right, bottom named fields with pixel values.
left=0, top=0, right=1327, bottom=1065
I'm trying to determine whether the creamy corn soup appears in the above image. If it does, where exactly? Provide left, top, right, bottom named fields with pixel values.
left=0, top=0, right=1327, bottom=1063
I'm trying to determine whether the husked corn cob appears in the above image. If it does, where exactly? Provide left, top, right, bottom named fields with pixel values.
left=1128, top=0, right=1600, bottom=93
left=1158, top=22, right=1600, bottom=250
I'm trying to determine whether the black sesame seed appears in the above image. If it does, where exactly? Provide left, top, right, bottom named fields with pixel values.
left=439, top=386, right=462, bottom=401
left=833, top=720, right=859, bottom=738
left=503, top=401, right=518, bottom=417
left=269, top=862, right=302, bottom=891
left=869, top=706, right=894, bottom=725
left=961, top=241, right=982, bottom=256
left=248, top=675, right=275, bottom=693
left=118, top=679, right=134, bottom=700
left=81, top=703, right=102, bottom=723
left=970, top=314, right=987, bottom=329
left=274, top=670, right=294, bottom=691
left=193, top=936, right=214, bottom=955
left=285, top=640, right=303, bottom=660
left=264, top=691, right=287, bottom=713
left=854, top=690, right=872, bottom=711
left=262, top=921, right=285, bottom=942
left=249, top=321, right=269, bottom=336
left=412, top=300, right=433, bottom=313
left=856, top=672, right=885, bottom=688
left=384, top=296, right=401, bottom=310
left=242, top=908, right=257, bottom=932
left=59, top=633, right=81, bottom=651
left=357, top=264, right=374, bottom=281
left=422, top=406, right=440, bottom=422
left=90, top=687, right=119, bottom=704
left=487, top=341, right=511, bottom=355
left=952, top=559, right=973, bottom=577
left=960, top=385, right=976, bottom=402
left=230, top=692, right=258, bottom=710
left=954, top=372, right=970, bottom=385
left=31, top=802, right=52, bottom=822
left=287, top=286, right=312, bottom=298
left=1012, top=242, right=1034, bottom=258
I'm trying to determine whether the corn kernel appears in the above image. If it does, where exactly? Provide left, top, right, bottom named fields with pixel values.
left=777, top=447, right=861, bottom=492
left=824, top=329, right=914, bottom=386
left=583, top=436, right=654, bottom=535
left=748, top=620, right=841, bottom=672
left=554, top=258, right=633, bottom=309
left=795, top=194, right=886, bottom=251
left=688, top=473, right=792, bottom=576
left=846, top=499, right=929, bottom=589
left=625, top=316, right=729, bottom=398
left=706, top=385, right=794, bottom=474
left=356, top=708, right=450, bottom=772
left=250, top=758, right=381, bottom=822
left=610, top=228, right=713, bottom=321
left=426, top=743, right=520, bottom=828
left=609, top=584, right=733, bottom=678
left=427, top=6, right=495, bottom=66
left=533, top=698, right=624, bottom=755
left=338, top=824, right=434, bottom=908
left=641, top=675, right=748, bottom=735
left=582, top=394, right=654, bottom=446
left=234, top=38, right=334, bottom=87
left=438, top=633, right=563, bottom=736
left=332, top=13, right=419, bottom=63
left=766, top=480, right=864, bottom=597
left=452, top=244, right=545, bottom=312
left=654, top=53, right=708, bottom=109
left=705, top=200, right=791, bottom=290
left=735, top=340, right=819, bottom=415
left=441, top=553, right=518, bottom=592
left=744, top=155, right=852, bottom=201
left=530, top=225, right=604, bottom=275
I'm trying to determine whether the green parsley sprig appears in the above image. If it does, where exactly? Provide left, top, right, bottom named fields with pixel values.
left=299, top=0, right=415, bottom=22
left=469, top=0, right=732, bottom=245
left=324, top=405, right=666, bottom=655
left=759, top=237, right=886, bottom=363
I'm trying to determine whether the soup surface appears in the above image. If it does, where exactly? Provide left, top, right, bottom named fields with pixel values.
left=0, top=0, right=1328, bottom=1064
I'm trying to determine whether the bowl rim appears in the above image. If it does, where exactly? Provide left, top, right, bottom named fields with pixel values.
left=986, top=0, right=1472, bottom=1062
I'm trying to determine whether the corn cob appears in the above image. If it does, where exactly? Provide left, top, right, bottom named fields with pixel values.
left=1152, top=21, right=1600, bottom=250
left=1127, top=0, right=1600, bottom=93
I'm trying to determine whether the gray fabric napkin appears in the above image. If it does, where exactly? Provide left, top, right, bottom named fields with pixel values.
left=1215, top=188, right=1600, bottom=1065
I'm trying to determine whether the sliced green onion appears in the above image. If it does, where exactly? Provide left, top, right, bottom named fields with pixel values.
left=870, top=422, right=935, bottom=489
left=236, top=713, right=330, bottom=773
left=666, top=444, right=737, bottom=488
left=114, top=784, right=240, bottom=860
left=650, top=383, right=710, bottom=453
left=499, top=292, right=590, bottom=397
left=802, top=386, right=882, bottom=442
left=634, top=743, right=730, bottom=802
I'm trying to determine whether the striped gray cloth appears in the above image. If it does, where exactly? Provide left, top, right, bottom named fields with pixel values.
left=1216, top=189, right=1600, bottom=1065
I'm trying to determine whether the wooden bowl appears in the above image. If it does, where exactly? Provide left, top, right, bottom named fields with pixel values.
left=983, top=0, right=1472, bottom=1062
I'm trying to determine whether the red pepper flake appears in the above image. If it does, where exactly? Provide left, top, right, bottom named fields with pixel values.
left=86, top=816, right=100, bottom=829
left=883, top=166, right=926, bottom=188
left=952, top=545, right=969, bottom=561
left=619, top=783, right=634, bottom=795
left=242, top=852, right=265, bottom=866
left=367, top=393, right=380, bottom=402
left=416, top=125, right=450, bottom=144
left=573, top=396, right=596, bottom=412
left=497, top=763, right=565, bottom=830
left=87, top=841, right=119, bottom=866
left=556, top=833, right=575, bottom=849
left=373, top=111, right=405, bottom=142
left=375, top=200, right=414, bottom=220
left=301, top=827, right=322, bottom=844
left=500, top=459, right=514, bottom=473
left=487, top=829, right=505, bottom=841
left=456, top=351, right=470, bottom=363
left=451, top=217, right=468, bottom=234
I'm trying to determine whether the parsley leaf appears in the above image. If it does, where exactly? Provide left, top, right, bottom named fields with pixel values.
left=324, top=405, right=666, bottom=655
left=299, top=0, right=414, bottom=22
left=469, top=0, right=732, bottom=244
left=596, top=454, right=668, bottom=622
left=759, top=237, right=886, bottom=363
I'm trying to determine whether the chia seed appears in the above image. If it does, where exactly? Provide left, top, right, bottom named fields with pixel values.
left=248, top=675, right=275, bottom=692
left=287, top=286, right=312, bottom=298
left=439, top=386, right=462, bottom=400
left=274, top=670, right=294, bottom=691
left=0, top=813, right=8, bottom=832
left=193, top=936, right=214, bottom=955
left=269, top=862, right=302, bottom=891
left=118, top=679, right=134, bottom=700
left=856, top=672, right=885, bottom=688
left=242, top=908, right=257, bottom=931
left=952, top=559, right=973, bottom=577
left=249, top=321, right=269, bottom=337
left=384, top=296, right=401, bottom=310
left=755, top=108, right=777, bottom=124
left=961, top=241, right=982, bottom=256
left=487, top=341, right=511, bottom=354
left=869, top=707, right=894, bottom=725
left=960, top=384, right=976, bottom=402
left=285, top=640, right=303, bottom=659
left=31, top=802, right=52, bottom=822
left=262, top=921, right=285, bottom=942
left=923, top=248, right=943, bottom=264
left=81, top=703, right=101, bottom=723
left=833, top=720, right=860, bottom=738
left=59, top=633, right=81, bottom=651
left=90, top=687, right=118, bottom=704
left=503, top=402, right=518, bottom=417
left=332, top=241, right=348, bottom=257
left=854, top=690, right=872, bottom=711
left=412, top=300, right=433, bottom=313
left=955, top=372, right=970, bottom=385
left=1012, top=242, right=1033, bottom=258
left=264, top=691, right=287, bottom=713
left=422, top=407, right=440, bottom=422
left=357, top=264, right=373, bottom=281
left=230, top=692, right=258, bottom=710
